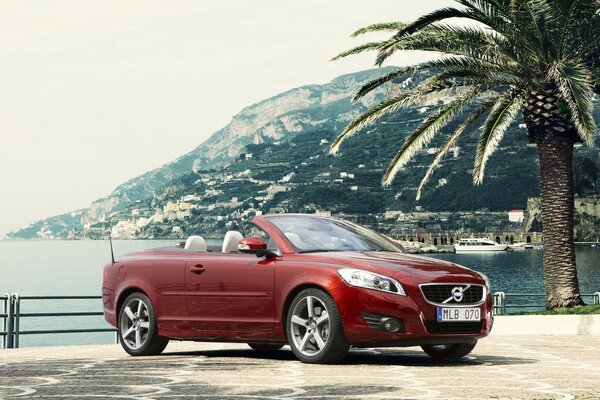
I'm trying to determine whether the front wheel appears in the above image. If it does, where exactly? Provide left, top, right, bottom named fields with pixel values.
left=421, top=342, right=477, bottom=359
left=286, top=288, right=349, bottom=364
left=118, top=292, right=169, bottom=356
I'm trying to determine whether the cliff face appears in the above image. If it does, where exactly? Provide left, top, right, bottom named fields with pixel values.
left=525, top=195, right=600, bottom=241
left=83, top=68, right=395, bottom=220
left=574, top=195, right=600, bottom=241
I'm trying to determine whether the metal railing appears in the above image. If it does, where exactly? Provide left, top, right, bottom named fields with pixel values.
left=2, top=293, right=118, bottom=349
left=2, top=291, right=599, bottom=348
left=493, top=291, right=600, bottom=314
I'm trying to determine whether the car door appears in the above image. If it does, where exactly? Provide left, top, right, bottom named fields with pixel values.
left=185, top=252, right=277, bottom=339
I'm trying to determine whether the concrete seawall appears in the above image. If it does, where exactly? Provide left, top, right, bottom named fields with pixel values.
left=493, top=314, right=600, bottom=335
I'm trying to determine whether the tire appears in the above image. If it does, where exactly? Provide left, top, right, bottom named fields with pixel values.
left=286, top=288, right=349, bottom=364
left=118, top=292, right=169, bottom=356
left=248, top=343, right=284, bottom=352
left=421, top=341, right=477, bottom=359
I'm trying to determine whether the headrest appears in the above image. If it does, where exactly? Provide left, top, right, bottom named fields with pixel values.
left=184, top=235, right=207, bottom=251
left=222, top=231, right=244, bottom=253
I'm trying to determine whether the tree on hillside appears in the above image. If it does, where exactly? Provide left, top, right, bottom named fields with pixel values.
left=574, top=156, right=599, bottom=194
left=331, top=0, right=599, bottom=308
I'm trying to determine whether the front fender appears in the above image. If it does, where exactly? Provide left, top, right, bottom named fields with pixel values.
left=274, top=261, right=345, bottom=337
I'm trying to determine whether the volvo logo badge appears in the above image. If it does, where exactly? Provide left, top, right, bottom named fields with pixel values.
left=451, top=286, right=464, bottom=302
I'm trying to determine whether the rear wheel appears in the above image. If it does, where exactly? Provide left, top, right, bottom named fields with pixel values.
left=118, top=292, right=168, bottom=356
left=286, top=288, right=349, bottom=364
left=248, top=343, right=284, bottom=352
left=421, top=342, right=477, bottom=359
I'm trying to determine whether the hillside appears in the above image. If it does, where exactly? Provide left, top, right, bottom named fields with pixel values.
left=8, top=67, right=600, bottom=239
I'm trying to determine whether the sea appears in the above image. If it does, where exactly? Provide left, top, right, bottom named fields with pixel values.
left=1, top=240, right=599, bottom=348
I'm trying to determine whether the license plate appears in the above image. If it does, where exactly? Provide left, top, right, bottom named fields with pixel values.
left=437, top=307, right=481, bottom=322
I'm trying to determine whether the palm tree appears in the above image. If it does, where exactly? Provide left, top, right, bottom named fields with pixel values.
left=331, top=0, right=599, bottom=309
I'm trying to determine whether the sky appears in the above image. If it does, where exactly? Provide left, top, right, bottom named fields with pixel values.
left=0, top=0, right=451, bottom=238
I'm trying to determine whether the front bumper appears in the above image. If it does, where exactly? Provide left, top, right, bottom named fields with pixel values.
left=330, top=284, right=493, bottom=346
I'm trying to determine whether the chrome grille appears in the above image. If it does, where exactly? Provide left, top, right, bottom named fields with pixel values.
left=420, top=284, right=485, bottom=305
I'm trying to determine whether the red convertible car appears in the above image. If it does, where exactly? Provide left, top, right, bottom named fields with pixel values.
left=103, top=214, right=493, bottom=363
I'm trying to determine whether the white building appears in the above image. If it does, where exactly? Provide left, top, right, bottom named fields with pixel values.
left=176, top=210, right=191, bottom=220
left=111, top=220, right=137, bottom=239
left=182, top=194, right=201, bottom=202
left=508, top=209, right=525, bottom=223
left=280, top=172, right=295, bottom=183
left=152, top=211, right=165, bottom=224
left=315, top=210, right=332, bottom=217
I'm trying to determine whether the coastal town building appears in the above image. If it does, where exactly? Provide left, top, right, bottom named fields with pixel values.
left=508, top=209, right=526, bottom=223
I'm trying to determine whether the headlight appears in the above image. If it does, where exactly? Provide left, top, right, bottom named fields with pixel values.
left=338, top=268, right=406, bottom=296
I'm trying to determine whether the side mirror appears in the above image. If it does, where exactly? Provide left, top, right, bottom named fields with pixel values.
left=238, top=237, right=280, bottom=258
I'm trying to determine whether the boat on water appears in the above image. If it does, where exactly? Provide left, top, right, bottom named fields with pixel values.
left=454, top=238, right=508, bottom=253
left=507, top=242, right=528, bottom=250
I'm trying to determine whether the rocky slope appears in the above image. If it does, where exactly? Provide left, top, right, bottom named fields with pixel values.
left=9, top=67, right=398, bottom=238
left=8, top=67, right=599, bottom=240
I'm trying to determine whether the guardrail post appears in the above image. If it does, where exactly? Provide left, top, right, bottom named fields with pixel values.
left=594, top=292, right=600, bottom=305
left=493, top=291, right=506, bottom=315
left=13, top=293, right=20, bottom=349
left=5, top=293, right=14, bottom=349
left=1, top=294, right=7, bottom=349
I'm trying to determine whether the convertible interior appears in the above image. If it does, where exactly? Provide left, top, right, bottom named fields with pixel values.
left=179, top=230, right=244, bottom=253
left=178, top=229, right=286, bottom=254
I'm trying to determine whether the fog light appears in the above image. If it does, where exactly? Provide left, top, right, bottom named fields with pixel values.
left=381, top=317, right=401, bottom=332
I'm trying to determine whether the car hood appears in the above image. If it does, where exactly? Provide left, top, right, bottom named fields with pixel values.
left=302, top=251, right=483, bottom=285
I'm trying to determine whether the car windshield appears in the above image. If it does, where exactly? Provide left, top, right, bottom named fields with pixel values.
left=267, top=216, right=400, bottom=253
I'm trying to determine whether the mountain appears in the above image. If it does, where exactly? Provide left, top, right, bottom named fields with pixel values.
left=8, top=68, right=600, bottom=239
left=8, top=67, right=395, bottom=238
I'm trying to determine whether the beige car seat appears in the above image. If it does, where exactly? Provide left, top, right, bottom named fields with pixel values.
left=222, top=231, right=244, bottom=253
left=184, top=235, right=207, bottom=251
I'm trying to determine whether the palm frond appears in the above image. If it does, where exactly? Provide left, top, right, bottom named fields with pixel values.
left=473, top=91, right=522, bottom=184
left=352, top=66, right=419, bottom=101
left=330, top=42, right=386, bottom=62
left=382, top=89, right=482, bottom=186
left=392, top=7, right=477, bottom=38
left=352, top=51, right=520, bottom=102
left=554, top=0, right=599, bottom=56
left=550, top=62, right=596, bottom=145
left=331, top=78, right=477, bottom=154
left=351, top=22, right=407, bottom=37
left=351, top=63, right=495, bottom=103
left=455, top=0, right=514, bottom=32
left=416, top=100, right=496, bottom=200
left=423, top=55, right=515, bottom=75
left=329, top=90, right=424, bottom=154
left=395, top=2, right=514, bottom=40
left=374, top=24, right=514, bottom=67
left=557, top=0, right=583, bottom=57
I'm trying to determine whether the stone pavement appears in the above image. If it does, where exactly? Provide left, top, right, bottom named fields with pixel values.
left=1, top=335, right=600, bottom=399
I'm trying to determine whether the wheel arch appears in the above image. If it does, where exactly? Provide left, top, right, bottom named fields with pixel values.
left=116, top=286, right=149, bottom=322
left=281, top=283, right=331, bottom=339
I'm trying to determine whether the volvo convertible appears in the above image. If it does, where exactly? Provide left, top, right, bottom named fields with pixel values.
left=102, top=213, right=493, bottom=363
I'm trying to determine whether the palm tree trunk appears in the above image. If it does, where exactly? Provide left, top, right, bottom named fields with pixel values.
left=536, top=133, right=584, bottom=309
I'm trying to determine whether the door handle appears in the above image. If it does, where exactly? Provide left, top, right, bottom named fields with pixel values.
left=190, top=265, right=205, bottom=274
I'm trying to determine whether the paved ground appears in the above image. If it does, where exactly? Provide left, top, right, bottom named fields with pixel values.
left=1, top=335, right=600, bottom=399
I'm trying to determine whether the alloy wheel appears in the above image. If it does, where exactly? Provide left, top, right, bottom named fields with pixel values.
left=290, top=295, right=330, bottom=356
left=120, top=298, right=150, bottom=350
